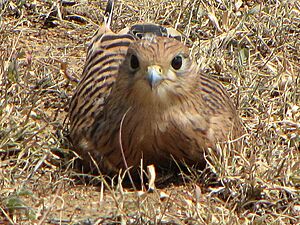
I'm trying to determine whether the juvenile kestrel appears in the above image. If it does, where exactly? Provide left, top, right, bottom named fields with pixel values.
left=68, top=1, right=244, bottom=175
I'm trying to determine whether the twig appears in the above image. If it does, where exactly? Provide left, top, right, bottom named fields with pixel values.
left=37, top=184, right=63, bottom=225
left=0, top=206, right=15, bottom=224
left=119, top=107, right=136, bottom=190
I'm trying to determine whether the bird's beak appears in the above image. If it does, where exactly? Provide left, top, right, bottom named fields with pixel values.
left=147, top=65, right=163, bottom=89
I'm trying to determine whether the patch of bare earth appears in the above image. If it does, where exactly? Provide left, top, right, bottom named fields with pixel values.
left=0, top=0, right=299, bottom=224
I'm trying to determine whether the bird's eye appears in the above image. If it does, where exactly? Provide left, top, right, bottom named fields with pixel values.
left=130, top=54, right=140, bottom=70
left=171, top=55, right=183, bottom=70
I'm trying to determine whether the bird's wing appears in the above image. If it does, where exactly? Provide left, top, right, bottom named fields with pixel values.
left=68, top=0, right=183, bottom=136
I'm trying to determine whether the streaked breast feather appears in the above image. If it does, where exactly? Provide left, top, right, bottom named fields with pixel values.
left=69, top=33, right=136, bottom=133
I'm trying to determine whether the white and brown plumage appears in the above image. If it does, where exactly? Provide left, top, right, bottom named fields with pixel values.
left=68, top=1, right=243, bottom=175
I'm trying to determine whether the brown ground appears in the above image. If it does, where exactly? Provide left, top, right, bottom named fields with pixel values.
left=0, top=0, right=299, bottom=224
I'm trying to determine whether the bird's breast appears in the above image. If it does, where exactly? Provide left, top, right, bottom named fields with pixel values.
left=118, top=106, right=208, bottom=166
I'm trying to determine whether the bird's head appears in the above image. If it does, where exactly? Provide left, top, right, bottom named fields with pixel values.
left=116, top=36, right=198, bottom=107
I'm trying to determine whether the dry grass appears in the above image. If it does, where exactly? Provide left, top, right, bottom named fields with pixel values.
left=0, top=0, right=299, bottom=224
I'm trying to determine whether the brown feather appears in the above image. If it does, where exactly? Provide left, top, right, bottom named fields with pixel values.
left=68, top=28, right=244, bottom=175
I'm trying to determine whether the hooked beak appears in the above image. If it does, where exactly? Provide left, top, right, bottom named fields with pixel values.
left=147, top=65, right=163, bottom=89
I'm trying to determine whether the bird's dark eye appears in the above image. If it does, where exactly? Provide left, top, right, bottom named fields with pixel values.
left=171, top=55, right=183, bottom=70
left=130, top=54, right=139, bottom=70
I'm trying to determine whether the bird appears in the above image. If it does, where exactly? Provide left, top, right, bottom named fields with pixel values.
left=67, top=0, right=244, bottom=176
